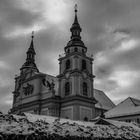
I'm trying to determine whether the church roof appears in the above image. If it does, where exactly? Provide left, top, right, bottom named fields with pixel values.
left=105, top=97, right=140, bottom=118
left=94, top=89, right=115, bottom=110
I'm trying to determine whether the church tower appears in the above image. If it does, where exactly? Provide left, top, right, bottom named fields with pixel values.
left=12, top=32, right=44, bottom=114
left=20, top=32, right=39, bottom=75
left=57, top=5, right=97, bottom=121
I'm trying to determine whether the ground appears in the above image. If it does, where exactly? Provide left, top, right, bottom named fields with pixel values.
left=0, top=112, right=140, bottom=139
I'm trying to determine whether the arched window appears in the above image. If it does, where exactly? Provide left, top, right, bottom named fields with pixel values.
left=82, top=59, right=86, bottom=70
left=83, top=82, right=88, bottom=95
left=65, top=82, right=70, bottom=95
left=74, top=47, right=78, bottom=52
left=65, top=59, right=70, bottom=70
left=82, top=49, right=85, bottom=53
left=67, top=49, right=70, bottom=53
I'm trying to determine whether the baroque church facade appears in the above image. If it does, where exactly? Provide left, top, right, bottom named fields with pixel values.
left=11, top=6, right=115, bottom=121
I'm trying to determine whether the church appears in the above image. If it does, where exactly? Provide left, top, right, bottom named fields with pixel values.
left=11, top=5, right=115, bottom=121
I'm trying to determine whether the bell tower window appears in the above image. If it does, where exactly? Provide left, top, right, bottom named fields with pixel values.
left=74, top=47, right=78, bottom=52
left=83, top=82, right=88, bottom=95
left=65, top=82, right=70, bottom=95
left=66, top=59, right=70, bottom=70
left=67, top=49, right=70, bottom=54
left=82, top=59, right=86, bottom=70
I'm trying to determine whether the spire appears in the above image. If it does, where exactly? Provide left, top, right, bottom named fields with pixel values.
left=74, top=4, right=78, bottom=24
left=64, top=4, right=86, bottom=53
left=70, top=4, right=82, bottom=40
left=20, top=31, right=39, bottom=72
left=26, top=31, right=36, bottom=62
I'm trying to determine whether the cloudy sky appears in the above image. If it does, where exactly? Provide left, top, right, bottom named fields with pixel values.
left=1, top=0, right=140, bottom=113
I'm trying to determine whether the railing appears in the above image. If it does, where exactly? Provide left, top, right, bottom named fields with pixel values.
left=59, top=53, right=66, bottom=58
left=58, top=53, right=94, bottom=58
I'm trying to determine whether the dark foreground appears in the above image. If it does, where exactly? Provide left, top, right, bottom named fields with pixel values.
left=0, top=113, right=140, bottom=140
left=0, top=133, right=135, bottom=140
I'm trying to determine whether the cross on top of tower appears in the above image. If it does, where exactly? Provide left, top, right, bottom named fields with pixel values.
left=75, top=4, right=78, bottom=14
left=31, top=31, right=34, bottom=39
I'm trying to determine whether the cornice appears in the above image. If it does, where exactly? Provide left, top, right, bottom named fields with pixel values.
left=58, top=52, right=93, bottom=61
left=61, top=95, right=97, bottom=104
left=57, top=69, right=95, bottom=79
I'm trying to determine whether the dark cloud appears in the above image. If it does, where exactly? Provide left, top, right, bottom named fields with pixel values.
left=0, top=0, right=42, bottom=35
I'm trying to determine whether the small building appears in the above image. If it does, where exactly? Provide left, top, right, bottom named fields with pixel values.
left=105, top=97, right=140, bottom=124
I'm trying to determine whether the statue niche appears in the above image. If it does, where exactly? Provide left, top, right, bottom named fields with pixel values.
left=42, top=78, right=55, bottom=96
left=23, top=83, right=34, bottom=96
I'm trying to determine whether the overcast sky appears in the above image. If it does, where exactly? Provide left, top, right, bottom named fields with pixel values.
left=1, top=0, right=140, bottom=113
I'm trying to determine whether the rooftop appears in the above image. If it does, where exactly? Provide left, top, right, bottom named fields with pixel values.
left=105, top=97, right=140, bottom=118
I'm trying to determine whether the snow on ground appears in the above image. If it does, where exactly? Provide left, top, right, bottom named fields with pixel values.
left=0, top=112, right=140, bottom=139
left=24, top=113, right=95, bottom=127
